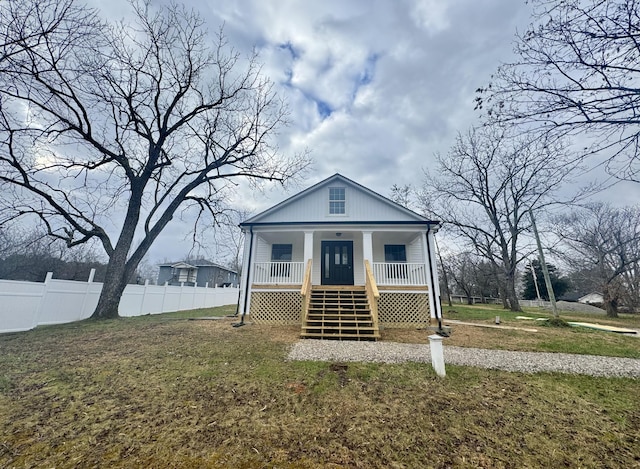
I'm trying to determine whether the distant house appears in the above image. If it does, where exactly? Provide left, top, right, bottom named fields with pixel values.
left=578, top=292, right=604, bottom=305
left=238, top=173, right=442, bottom=340
left=157, top=260, right=238, bottom=287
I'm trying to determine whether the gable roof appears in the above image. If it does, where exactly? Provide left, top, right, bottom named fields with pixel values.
left=241, top=173, right=439, bottom=227
left=158, top=259, right=237, bottom=274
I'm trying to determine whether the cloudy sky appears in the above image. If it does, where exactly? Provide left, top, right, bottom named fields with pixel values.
left=91, top=0, right=636, bottom=264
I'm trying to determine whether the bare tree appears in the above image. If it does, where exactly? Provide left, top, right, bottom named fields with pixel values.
left=0, top=0, right=79, bottom=59
left=473, top=260, right=503, bottom=304
left=0, top=223, right=107, bottom=281
left=179, top=207, right=253, bottom=275
left=0, top=0, right=309, bottom=319
left=389, top=184, right=416, bottom=210
left=553, top=203, right=640, bottom=317
left=476, top=0, right=640, bottom=181
left=421, top=125, right=580, bottom=311
left=447, top=252, right=480, bottom=305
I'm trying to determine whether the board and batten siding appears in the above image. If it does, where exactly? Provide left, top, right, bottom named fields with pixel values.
left=251, top=183, right=421, bottom=224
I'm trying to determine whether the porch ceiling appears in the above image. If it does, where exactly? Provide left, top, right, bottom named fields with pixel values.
left=257, top=232, right=304, bottom=244
left=372, top=231, right=422, bottom=244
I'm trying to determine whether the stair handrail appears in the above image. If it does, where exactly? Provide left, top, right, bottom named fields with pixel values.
left=300, top=259, right=313, bottom=326
left=364, top=260, right=380, bottom=332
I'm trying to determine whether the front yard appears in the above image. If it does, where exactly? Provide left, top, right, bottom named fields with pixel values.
left=0, top=304, right=639, bottom=468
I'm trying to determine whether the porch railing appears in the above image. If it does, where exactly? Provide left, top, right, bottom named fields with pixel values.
left=300, top=260, right=313, bottom=327
left=252, top=262, right=305, bottom=284
left=371, top=262, right=427, bottom=286
left=364, top=260, right=380, bottom=334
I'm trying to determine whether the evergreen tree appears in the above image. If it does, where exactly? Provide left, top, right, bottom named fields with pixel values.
left=522, top=260, right=569, bottom=301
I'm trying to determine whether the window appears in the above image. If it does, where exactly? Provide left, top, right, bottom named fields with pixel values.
left=384, top=245, right=407, bottom=262
left=271, top=244, right=292, bottom=276
left=384, top=245, right=407, bottom=278
left=329, top=187, right=345, bottom=214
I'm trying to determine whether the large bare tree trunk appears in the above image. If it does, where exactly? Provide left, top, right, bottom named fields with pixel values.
left=506, top=284, right=522, bottom=312
left=93, top=258, right=129, bottom=319
left=602, top=285, right=619, bottom=319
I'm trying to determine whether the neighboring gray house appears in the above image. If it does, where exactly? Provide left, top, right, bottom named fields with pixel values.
left=157, top=260, right=238, bottom=287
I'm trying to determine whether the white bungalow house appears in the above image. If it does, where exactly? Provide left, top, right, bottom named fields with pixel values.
left=578, top=292, right=604, bottom=306
left=238, top=174, right=442, bottom=340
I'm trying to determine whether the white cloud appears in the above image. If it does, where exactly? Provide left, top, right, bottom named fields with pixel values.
left=78, top=0, right=640, bottom=263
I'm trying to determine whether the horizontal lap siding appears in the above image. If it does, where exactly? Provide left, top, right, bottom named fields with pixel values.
left=255, top=237, right=271, bottom=263
left=407, top=237, right=425, bottom=263
left=371, top=234, right=425, bottom=263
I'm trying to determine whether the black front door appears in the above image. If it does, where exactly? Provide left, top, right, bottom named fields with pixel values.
left=321, top=240, right=354, bottom=285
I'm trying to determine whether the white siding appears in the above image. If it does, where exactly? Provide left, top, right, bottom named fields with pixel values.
left=407, top=236, right=424, bottom=263
left=250, top=180, right=425, bottom=224
left=255, top=235, right=304, bottom=263
left=255, top=237, right=270, bottom=263
left=371, top=233, right=424, bottom=263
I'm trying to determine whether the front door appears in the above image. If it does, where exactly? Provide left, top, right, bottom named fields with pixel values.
left=321, top=240, right=354, bottom=285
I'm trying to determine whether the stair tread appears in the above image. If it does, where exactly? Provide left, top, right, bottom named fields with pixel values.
left=301, top=333, right=380, bottom=339
left=302, top=286, right=379, bottom=341
left=302, top=327, right=380, bottom=336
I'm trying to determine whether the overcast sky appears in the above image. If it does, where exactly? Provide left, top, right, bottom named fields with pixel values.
left=92, top=0, right=638, bottom=265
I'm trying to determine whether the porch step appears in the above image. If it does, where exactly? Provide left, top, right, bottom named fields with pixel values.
left=301, top=286, right=380, bottom=341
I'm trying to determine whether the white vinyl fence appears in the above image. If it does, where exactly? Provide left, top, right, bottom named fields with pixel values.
left=0, top=271, right=240, bottom=334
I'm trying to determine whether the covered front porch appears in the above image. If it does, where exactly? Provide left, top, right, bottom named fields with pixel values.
left=249, top=228, right=431, bottom=288
left=243, top=227, right=436, bottom=334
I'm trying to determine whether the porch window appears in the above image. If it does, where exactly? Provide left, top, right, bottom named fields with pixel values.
left=271, top=244, right=292, bottom=276
left=329, top=187, right=345, bottom=214
left=384, top=244, right=407, bottom=278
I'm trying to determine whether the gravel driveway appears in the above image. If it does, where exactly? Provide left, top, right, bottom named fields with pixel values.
left=287, top=340, right=640, bottom=378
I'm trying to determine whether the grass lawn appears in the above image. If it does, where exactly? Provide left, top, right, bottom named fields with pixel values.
left=386, top=303, right=640, bottom=359
left=0, top=304, right=639, bottom=468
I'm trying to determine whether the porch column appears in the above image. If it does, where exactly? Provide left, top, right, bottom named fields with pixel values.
left=362, top=231, right=373, bottom=264
left=303, top=231, right=314, bottom=264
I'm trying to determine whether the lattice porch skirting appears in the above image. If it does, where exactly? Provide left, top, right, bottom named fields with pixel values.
left=378, top=292, right=430, bottom=328
left=250, top=291, right=302, bottom=324
left=249, top=290, right=429, bottom=327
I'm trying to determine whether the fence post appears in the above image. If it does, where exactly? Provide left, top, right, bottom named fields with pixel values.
left=35, top=272, right=54, bottom=328
left=142, top=279, right=150, bottom=315
left=79, top=268, right=96, bottom=320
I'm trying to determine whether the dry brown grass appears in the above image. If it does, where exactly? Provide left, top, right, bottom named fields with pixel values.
left=0, top=308, right=639, bottom=468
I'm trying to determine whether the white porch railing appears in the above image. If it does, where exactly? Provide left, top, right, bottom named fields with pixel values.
left=253, top=262, right=305, bottom=284
left=372, top=262, right=427, bottom=286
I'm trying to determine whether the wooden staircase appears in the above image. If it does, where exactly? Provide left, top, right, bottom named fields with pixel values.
left=301, top=286, right=380, bottom=341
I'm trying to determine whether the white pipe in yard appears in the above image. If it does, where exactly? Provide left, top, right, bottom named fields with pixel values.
left=429, top=334, right=446, bottom=377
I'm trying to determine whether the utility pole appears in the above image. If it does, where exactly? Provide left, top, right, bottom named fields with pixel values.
left=529, top=209, right=559, bottom=318
left=529, top=260, right=542, bottom=304
left=435, top=237, right=452, bottom=307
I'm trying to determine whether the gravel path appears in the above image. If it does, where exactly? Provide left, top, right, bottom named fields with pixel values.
left=287, top=340, right=640, bottom=378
